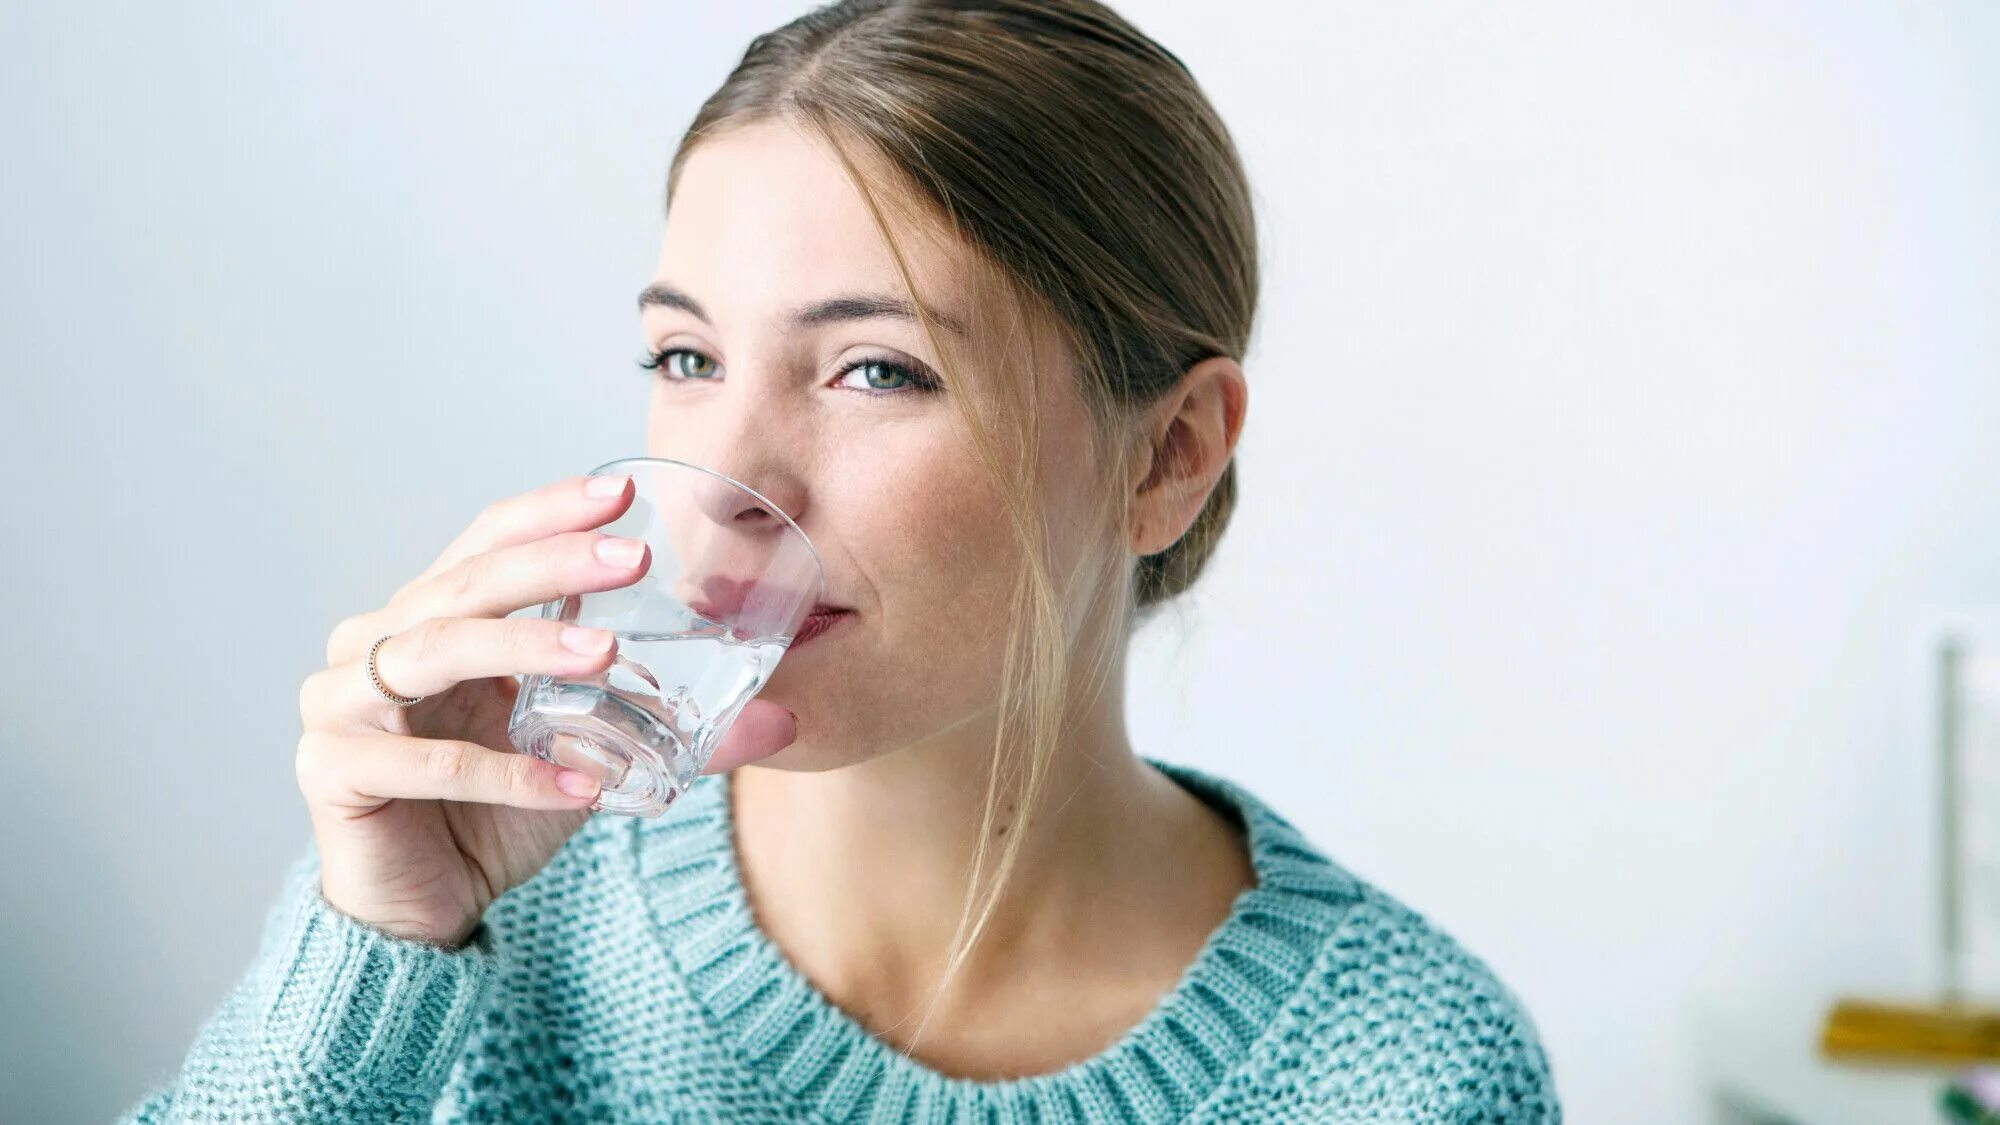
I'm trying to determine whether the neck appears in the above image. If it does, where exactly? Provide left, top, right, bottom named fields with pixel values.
left=728, top=651, right=1241, bottom=1042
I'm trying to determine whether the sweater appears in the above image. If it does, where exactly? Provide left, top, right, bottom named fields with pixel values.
left=121, top=760, right=1561, bottom=1122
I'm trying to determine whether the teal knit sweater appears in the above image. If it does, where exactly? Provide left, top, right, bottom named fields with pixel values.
left=122, top=761, right=1560, bottom=1122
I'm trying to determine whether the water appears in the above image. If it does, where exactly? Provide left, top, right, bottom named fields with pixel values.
left=509, top=624, right=786, bottom=817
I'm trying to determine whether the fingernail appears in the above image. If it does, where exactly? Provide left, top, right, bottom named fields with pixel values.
left=560, top=626, right=612, bottom=654
left=584, top=474, right=629, bottom=498
left=593, top=536, right=645, bottom=567
left=555, top=770, right=601, bottom=799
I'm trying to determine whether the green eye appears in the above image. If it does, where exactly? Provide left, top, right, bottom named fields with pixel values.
left=671, top=351, right=718, bottom=379
left=836, top=357, right=940, bottom=394
left=856, top=362, right=909, bottom=390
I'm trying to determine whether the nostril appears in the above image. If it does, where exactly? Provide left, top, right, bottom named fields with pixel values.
left=688, top=468, right=806, bottom=529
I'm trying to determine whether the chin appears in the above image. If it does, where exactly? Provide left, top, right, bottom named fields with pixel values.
left=747, top=671, right=902, bottom=774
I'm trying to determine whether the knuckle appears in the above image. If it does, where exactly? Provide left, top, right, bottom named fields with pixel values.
left=388, top=573, right=424, bottom=605
left=510, top=617, right=552, bottom=658
left=294, top=731, right=333, bottom=795
left=297, top=670, right=324, bottom=722
left=473, top=497, right=508, bottom=531
left=442, top=555, right=481, bottom=605
left=407, top=616, right=452, bottom=667
left=556, top=530, right=593, bottom=571
left=503, top=753, right=544, bottom=797
left=325, top=615, right=364, bottom=667
left=420, top=740, right=472, bottom=788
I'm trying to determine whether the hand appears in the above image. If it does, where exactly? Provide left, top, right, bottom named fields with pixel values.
left=293, top=473, right=798, bottom=948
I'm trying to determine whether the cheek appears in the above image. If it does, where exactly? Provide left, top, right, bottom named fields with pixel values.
left=851, top=430, right=1020, bottom=639
left=760, top=426, right=1022, bottom=765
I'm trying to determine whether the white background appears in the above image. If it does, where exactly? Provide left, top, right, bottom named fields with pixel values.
left=2, top=3, right=1995, bottom=1121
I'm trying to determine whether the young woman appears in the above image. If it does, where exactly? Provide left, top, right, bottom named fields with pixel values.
left=126, top=1, right=1558, bottom=1120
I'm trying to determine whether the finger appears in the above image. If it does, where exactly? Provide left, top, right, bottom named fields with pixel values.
left=306, top=618, right=621, bottom=730
left=326, top=476, right=634, bottom=669
left=412, top=473, right=636, bottom=591
left=402, top=529, right=651, bottom=625
left=331, top=530, right=651, bottom=666
left=701, top=699, right=798, bottom=775
left=295, top=728, right=600, bottom=812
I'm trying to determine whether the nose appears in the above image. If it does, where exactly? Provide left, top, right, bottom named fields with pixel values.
left=650, top=374, right=811, bottom=533
left=691, top=468, right=801, bottom=530
left=649, top=384, right=822, bottom=635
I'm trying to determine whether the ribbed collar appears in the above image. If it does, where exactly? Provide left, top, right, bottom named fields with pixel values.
left=628, top=760, right=1360, bottom=1123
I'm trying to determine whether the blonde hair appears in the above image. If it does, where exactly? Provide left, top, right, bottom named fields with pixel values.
left=665, top=0, right=1257, bottom=1048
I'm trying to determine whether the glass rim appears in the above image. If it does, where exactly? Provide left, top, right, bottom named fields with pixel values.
left=585, top=455, right=826, bottom=595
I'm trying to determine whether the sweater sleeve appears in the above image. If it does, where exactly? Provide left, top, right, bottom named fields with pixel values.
left=1458, top=1021, right=1562, bottom=1124
left=117, top=842, right=501, bottom=1124
left=1440, top=987, right=1564, bottom=1125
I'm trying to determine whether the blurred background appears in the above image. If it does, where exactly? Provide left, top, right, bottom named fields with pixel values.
left=2, top=2, right=1995, bottom=1121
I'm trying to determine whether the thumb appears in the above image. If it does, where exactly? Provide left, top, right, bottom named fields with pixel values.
left=702, top=698, right=797, bottom=775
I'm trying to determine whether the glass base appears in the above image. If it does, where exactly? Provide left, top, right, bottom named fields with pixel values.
left=510, top=697, right=692, bottom=818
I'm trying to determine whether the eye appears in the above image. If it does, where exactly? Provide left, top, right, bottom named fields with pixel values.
left=638, top=347, right=721, bottom=380
left=834, top=356, right=942, bottom=395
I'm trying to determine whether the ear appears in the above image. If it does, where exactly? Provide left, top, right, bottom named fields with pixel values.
left=1126, top=355, right=1248, bottom=557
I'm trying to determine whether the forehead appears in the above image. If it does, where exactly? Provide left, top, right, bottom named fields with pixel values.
left=659, top=119, right=969, bottom=309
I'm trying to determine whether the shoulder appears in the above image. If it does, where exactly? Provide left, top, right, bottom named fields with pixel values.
left=1290, top=879, right=1561, bottom=1122
left=1157, top=761, right=1562, bottom=1123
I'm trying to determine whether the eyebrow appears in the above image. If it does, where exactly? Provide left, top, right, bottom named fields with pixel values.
left=637, top=283, right=967, bottom=338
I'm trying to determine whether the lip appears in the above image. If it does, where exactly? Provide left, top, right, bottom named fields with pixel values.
left=689, top=573, right=846, bottom=630
left=789, top=608, right=853, bottom=650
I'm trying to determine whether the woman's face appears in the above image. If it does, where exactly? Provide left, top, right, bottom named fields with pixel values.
left=641, top=119, right=1109, bottom=772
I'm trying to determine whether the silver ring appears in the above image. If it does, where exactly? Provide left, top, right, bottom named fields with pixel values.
left=366, top=633, right=425, bottom=706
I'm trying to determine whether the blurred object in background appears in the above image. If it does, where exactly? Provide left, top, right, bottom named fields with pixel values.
left=1820, top=999, right=2000, bottom=1063
left=1696, top=613, right=2000, bottom=1123
left=1942, top=1067, right=2000, bottom=1124
left=1821, top=612, right=2000, bottom=1068
left=1944, top=623, right=2000, bottom=1006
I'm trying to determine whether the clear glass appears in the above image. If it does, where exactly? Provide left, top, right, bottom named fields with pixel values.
left=508, top=456, right=823, bottom=817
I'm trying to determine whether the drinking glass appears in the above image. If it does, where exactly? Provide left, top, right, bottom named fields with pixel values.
left=507, top=456, right=823, bottom=817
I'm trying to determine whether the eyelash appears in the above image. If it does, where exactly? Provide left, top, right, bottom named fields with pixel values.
left=637, top=346, right=942, bottom=396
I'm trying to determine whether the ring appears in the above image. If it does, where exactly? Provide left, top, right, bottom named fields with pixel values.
left=366, top=633, right=426, bottom=707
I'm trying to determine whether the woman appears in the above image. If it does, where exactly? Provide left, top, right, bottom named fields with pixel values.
left=126, top=1, right=1559, bottom=1120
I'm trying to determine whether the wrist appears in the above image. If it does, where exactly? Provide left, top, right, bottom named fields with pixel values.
left=319, top=885, right=481, bottom=950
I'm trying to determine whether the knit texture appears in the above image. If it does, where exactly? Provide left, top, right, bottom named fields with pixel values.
left=122, top=761, right=1560, bottom=1122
